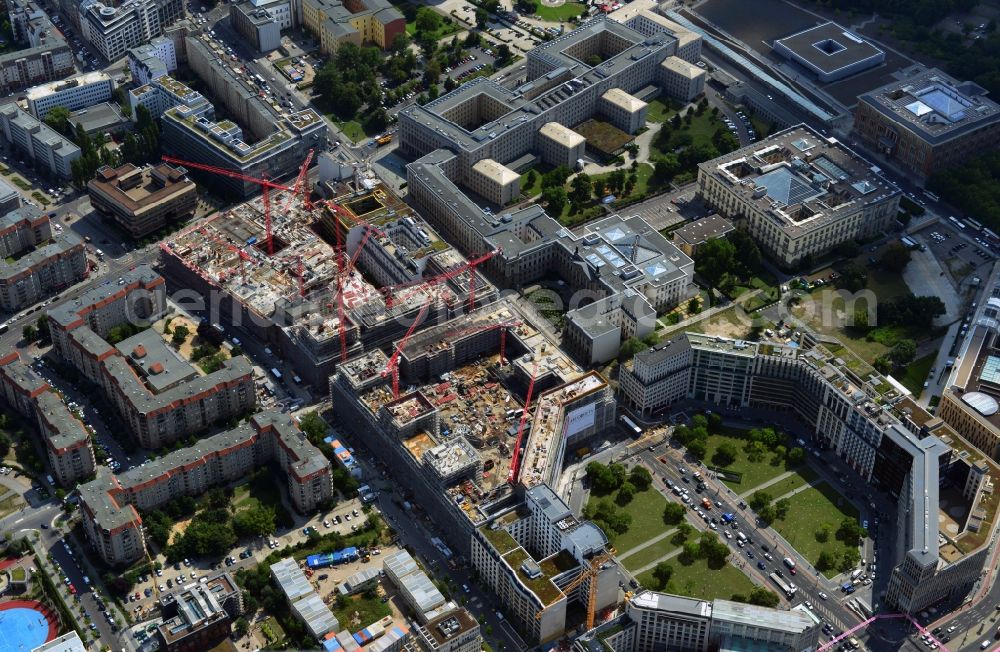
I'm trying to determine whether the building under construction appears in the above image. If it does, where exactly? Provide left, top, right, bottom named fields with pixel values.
left=159, top=178, right=498, bottom=386
left=329, top=299, right=617, bottom=565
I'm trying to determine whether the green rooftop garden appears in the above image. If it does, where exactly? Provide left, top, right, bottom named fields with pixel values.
left=481, top=526, right=519, bottom=555
left=505, top=546, right=567, bottom=607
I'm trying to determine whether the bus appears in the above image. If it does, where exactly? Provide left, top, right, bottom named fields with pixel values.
left=967, top=218, right=984, bottom=231
left=949, top=216, right=967, bottom=230
left=270, top=367, right=282, bottom=380
left=984, top=228, right=999, bottom=244
left=924, top=191, right=940, bottom=203
left=769, top=572, right=797, bottom=598
left=900, top=236, right=917, bottom=249
left=255, top=74, right=266, bottom=86
left=620, top=415, right=642, bottom=438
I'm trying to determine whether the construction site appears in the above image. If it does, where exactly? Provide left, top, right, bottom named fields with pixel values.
left=329, top=297, right=618, bottom=559
left=157, top=151, right=499, bottom=387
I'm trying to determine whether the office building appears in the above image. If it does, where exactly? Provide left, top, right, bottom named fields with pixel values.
left=659, top=56, right=705, bottom=102
left=773, top=22, right=884, bottom=83
left=80, top=412, right=333, bottom=565
left=576, top=591, right=820, bottom=652
left=88, top=162, right=197, bottom=238
left=537, top=122, right=586, bottom=168
left=162, top=103, right=327, bottom=197
left=399, top=14, right=701, bottom=172
left=156, top=573, right=244, bottom=652
left=303, top=0, right=405, bottom=53
left=471, top=484, right=616, bottom=644
left=0, top=178, right=19, bottom=214
left=468, top=159, right=519, bottom=206
left=618, top=332, right=996, bottom=615
left=79, top=0, right=184, bottom=61
left=231, top=2, right=282, bottom=53
left=0, top=206, right=87, bottom=312
left=69, top=102, right=130, bottom=138
left=407, top=153, right=693, bottom=363
left=670, top=214, right=734, bottom=257
left=0, top=351, right=96, bottom=487
left=25, top=71, right=115, bottom=120
left=939, top=262, right=1000, bottom=461
left=128, top=75, right=209, bottom=121
left=413, top=608, right=482, bottom=652
left=1, top=0, right=75, bottom=94
left=0, top=104, right=81, bottom=179
left=854, top=66, right=1000, bottom=178
left=696, top=124, right=900, bottom=268
left=128, top=36, right=178, bottom=85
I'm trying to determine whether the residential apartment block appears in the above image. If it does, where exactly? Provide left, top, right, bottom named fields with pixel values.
left=80, top=411, right=333, bottom=565
left=0, top=206, right=87, bottom=312
left=128, top=75, right=208, bottom=121
left=471, top=485, right=616, bottom=644
left=0, top=104, right=82, bottom=179
left=302, top=0, right=405, bottom=53
left=2, top=0, right=75, bottom=94
left=80, top=0, right=184, bottom=61
left=88, top=162, right=197, bottom=238
left=618, top=332, right=995, bottom=615
left=696, top=124, right=900, bottom=268
left=576, top=591, right=820, bottom=652
left=854, top=66, right=1000, bottom=178
left=0, top=351, right=96, bottom=486
left=25, top=71, right=115, bottom=119
left=47, top=265, right=257, bottom=449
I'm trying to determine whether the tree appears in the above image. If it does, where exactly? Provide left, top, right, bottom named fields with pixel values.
left=628, top=465, right=652, bottom=490
left=888, top=339, right=917, bottom=367
left=496, top=44, right=513, bottom=66
left=235, top=617, right=250, bottom=637
left=880, top=242, right=912, bottom=272
left=542, top=165, right=572, bottom=188
left=663, top=502, right=686, bottom=525
left=786, top=447, right=805, bottom=466
left=171, top=324, right=190, bottom=346
left=713, top=441, right=739, bottom=467
left=232, top=504, right=276, bottom=538
left=22, top=324, right=37, bottom=343
left=616, top=481, right=636, bottom=505
left=391, top=33, right=410, bottom=53
left=0, top=432, right=10, bottom=458
left=653, top=153, right=680, bottom=181
left=570, top=173, right=592, bottom=205
left=774, top=498, right=790, bottom=520
left=815, top=524, right=832, bottom=543
left=585, top=54, right=603, bottom=66
left=414, top=7, right=442, bottom=34
left=817, top=550, right=840, bottom=572
left=586, top=462, right=623, bottom=495
left=686, top=438, right=707, bottom=460
left=362, top=107, right=389, bottom=134
left=744, top=587, right=780, bottom=607
left=749, top=491, right=772, bottom=512
left=584, top=498, right=632, bottom=535
left=542, top=186, right=567, bottom=215
left=652, top=562, right=673, bottom=589
left=694, top=238, right=738, bottom=290
left=423, top=59, right=442, bottom=88
left=515, top=0, right=537, bottom=13
left=688, top=297, right=701, bottom=314
left=43, top=106, right=72, bottom=136
left=475, top=8, right=488, bottom=28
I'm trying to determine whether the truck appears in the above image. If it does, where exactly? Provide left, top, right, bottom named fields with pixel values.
left=376, top=135, right=393, bottom=145
left=701, top=497, right=713, bottom=510
left=270, top=368, right=282, bottom=380
left=783, top=557, right=796, bottom=569
left=769, top=572, right=797, bottom=598
left=721, top=512, right=735, bottom=523
left=736, top=531, right=747, bottom=543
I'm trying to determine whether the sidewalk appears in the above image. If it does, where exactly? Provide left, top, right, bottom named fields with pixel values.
left=617, top=526, right=679, bottom=561
left=736, top=470, right=795, bottom=498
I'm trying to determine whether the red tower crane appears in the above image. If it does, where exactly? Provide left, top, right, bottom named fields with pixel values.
left=444, top=322, right=522, bottom=366
left=162, top=155, right=297, bottom=256
left=382, top=300, right=432, bottom=399
left=508, top=357, right=540, bottom=484
left=281, top=149, right=315, bottom=214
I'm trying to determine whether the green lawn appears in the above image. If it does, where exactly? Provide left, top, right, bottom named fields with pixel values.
left=233, top=472, right=284, bottom=513
left=535, top=2, right=586, bottom=21
left=702, top=431, right=804, bottom=492
left=590, top=163, right=659, bottom=207
left=646, top=95, right=679, bottom=123
left=332, top=119, right=366, bottom=144
left=620, top=536, right=679, bottom=572
left=638, top=556, right=756, bottom=601
left=652, top=110, right=728, bottom=157
left=521, top=170, right=543, bottom=197
left=899, top=354, right=936, bottom=394
left=749, top=114, right=773, bottom=139
left=759, top=466, right=819, bottom=500
left=405, top=17, right=460, bottom=41
left=587, top=487, right=670, bottom=553
left=332, top=594, right=391, bottom=631
left=556, top=202, right=605, bottom=228
left=770, top=481, right=858, bottom=572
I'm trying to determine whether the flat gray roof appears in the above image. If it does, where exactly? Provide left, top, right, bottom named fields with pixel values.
left=774, top=22, right=884, bottom=75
